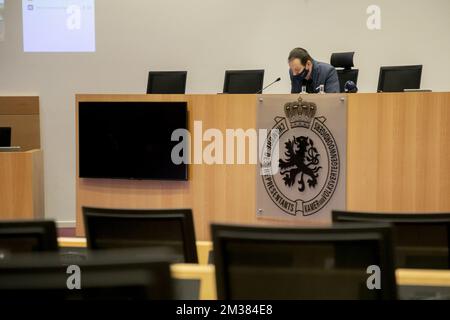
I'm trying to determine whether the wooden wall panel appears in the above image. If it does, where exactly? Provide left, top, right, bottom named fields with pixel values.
left=0, top=115, right=41, bottom=150
left=0, top=96, right=40, bottom=150
left=75, top=94, right=259, bottom=239
left=0, top=150, right=44, bottom=220
left=76, top=93, right=450, bottom=239
left=0, top=96, right=39, bottom=115
left=347, top=92, right=450, bottom=212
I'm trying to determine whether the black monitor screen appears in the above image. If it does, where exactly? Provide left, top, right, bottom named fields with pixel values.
left=377, top=65, right=422, bottom=92
left=147, top=72, right=187, bottom=94
left=78, top=102, right=188, bottom=180
left=0, top=127, right=11, bottom=147
left=223, top=70, right=264, bottom=94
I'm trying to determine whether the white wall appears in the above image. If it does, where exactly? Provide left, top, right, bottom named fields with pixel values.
left=0, top=0, right=449, bottom=224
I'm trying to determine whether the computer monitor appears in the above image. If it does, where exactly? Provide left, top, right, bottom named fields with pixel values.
left=212, top=223, right=397, bottom=300
left=377, top=65, right=422, bottom=92
left=0, top=127, right=11, bottom=147
left=0, top=221, right=59, bottom=254
left=83, top=207, right=198, bottom=263
left=223, top=70, right=264, bottom=94
left=332, top=211, right=450, bottom=269
left=0, top=249, right=174, bottom=300
left=146, top=71, right=187, bottom=94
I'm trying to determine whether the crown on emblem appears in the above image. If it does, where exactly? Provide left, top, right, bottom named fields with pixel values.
left=284, top=97, right=317, bottom=128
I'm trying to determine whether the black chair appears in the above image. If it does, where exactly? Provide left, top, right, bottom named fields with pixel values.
left=0, top=249, right=173, bottom=300
left=0, top=221, right=58, bottom=255
left=0, top=127, right=11, bottom=147
left=83, top=207, right=198, bottom=263
left=223, top=70, right=264, bottom=94
left=330, top=52, right=359, bottom=93
left=146, top=71, right=187, bottom=94
left=333, top=211, right=450, bottom=269
left=212, top=223, right=397, bottom=300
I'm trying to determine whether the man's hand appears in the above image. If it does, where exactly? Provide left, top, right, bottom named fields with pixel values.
left=304, top=61, right=313, bottom=80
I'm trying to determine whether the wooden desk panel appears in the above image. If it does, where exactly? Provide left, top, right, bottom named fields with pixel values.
left=396, top=269, right=450, bottom=287
left=75, top=94, right=259, bottom=239
left=75, top=93, right=450, bottom=239
left=0, top=115, right=41, bottom=150
left=0, top=96, right=39, bottom=115
left=0, top=150, right=44, bottom=219
left=347, top=93, right=450, bottom=212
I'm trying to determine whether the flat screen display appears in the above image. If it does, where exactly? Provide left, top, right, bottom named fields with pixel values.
left=78, top=101, right=188, bottom=180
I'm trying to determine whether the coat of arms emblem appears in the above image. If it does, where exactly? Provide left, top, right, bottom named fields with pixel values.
left=261, top=97, right=340, bottom=216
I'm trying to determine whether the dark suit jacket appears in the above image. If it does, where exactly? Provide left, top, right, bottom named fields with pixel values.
left=290, top=60, right=340, bottom=93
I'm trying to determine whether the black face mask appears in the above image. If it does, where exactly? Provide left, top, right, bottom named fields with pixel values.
left=293, top=67, right=309, bottom=79
left=298, top=67, right=308, bottom=78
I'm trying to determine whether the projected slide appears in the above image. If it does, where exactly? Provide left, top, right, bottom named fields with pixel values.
left=22, top=0, right=95, bottom=52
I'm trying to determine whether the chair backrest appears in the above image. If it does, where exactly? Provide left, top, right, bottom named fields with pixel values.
left=0, top=221, right=58, bottom=254
left=333, top=211, right=450, bottom=269
left=330, top=52, right=358, bottom=92
left=0, top=127, right=12, bottom=147
left=146, top=71, right=187, bottom=94
left=0, top=249, right=173, bottom=300
left=336, top=69, right=359, bottom=93
left=83, top=207, right=198, bottom=263
left=377, top=65, right=422, bottom=92
left=330, top=52, right=355, bottom=70
left=212, top=223, right=397, bottom=300
left=223, top=69, right=264, bottom=94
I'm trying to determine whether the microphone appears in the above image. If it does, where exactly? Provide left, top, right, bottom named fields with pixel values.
left=256, top=77, right=281, bottom=94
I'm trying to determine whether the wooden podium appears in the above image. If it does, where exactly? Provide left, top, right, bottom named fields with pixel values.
left=0, top=149, right=44, bottom=220
left=0, top=96, right=43, bottom=220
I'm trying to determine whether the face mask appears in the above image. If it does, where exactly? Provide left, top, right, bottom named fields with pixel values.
left=298, top=68, right=308, bottom=78
left=294, top=67, right=308, bottom=78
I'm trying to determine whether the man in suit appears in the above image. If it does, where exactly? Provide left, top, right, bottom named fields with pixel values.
left=288, top=47, right=340, bottom=94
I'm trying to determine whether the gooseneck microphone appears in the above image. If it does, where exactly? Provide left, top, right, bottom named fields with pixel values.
left=256, top=77, right=281, bottom=94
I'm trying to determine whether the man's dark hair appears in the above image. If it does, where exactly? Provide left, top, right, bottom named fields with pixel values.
left=288, top=48, right=313, bottom=65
